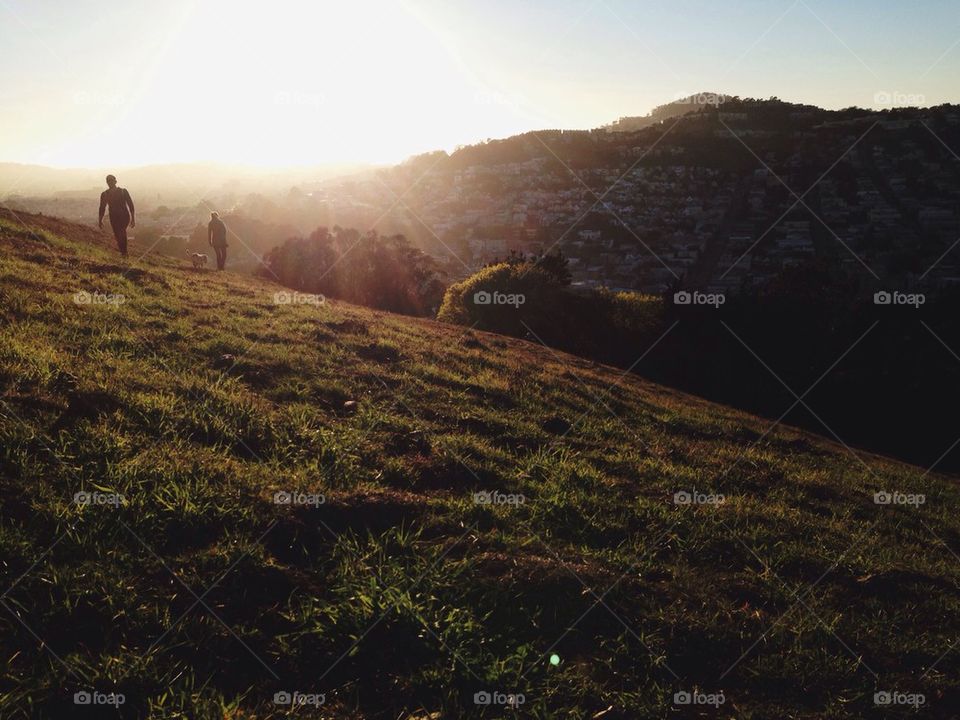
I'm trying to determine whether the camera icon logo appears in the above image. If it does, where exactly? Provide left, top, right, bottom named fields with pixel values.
left=874, top=491, right=892, bottom=505
left=73, top=691, right=92, bottom=705
left=274, top=491, right=292, bottom=505
left=473, top=491, right=492, bottom=505
left=473, top=690, right=492, bottom=705
left=73, top=291, right=92, bottom=305
left=74, top=491, right=91, bottom=506
left=873, top=291, right=891, bottom=305
left=673, top=491, right=692, bottom=505
left=473, top=290, right=492, bottom=305
left=673, top=291, right=691, bottom=305
left=874, top=691, right=892, bottom=705
left=273, top=291, right=292, bottom=305
left=273, top=691, right=292, bottom=704
left=673, top=690, right=692, bottom=705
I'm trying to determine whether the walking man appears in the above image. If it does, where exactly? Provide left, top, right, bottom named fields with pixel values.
left=208, top=211, right=228, bottom=270
left=98, top=174, right=135, bottom=256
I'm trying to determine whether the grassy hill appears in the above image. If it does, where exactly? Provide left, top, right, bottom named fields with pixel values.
left=1, top=209, right=958, bottom=719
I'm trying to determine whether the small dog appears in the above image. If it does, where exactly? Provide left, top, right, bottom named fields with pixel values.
left=189, top=252, right=208, bottom=269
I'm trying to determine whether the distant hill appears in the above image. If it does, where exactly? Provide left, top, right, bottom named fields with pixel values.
left=359, top=97, right=960, bottom=298
left=602, top=91, right=731, bottom=132
left=600, top=93, right=828, bottom=132
left=1, top=208, right=959, bottom=718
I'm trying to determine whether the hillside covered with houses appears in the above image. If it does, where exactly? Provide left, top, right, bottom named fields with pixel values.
left=307, top=97, right=960, bottom=296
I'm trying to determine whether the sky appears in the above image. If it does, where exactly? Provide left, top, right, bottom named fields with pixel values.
left=0, top=0, right=958, bottom=168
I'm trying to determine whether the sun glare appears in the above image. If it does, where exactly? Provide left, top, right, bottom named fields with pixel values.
left=47, top=0, right=541, bottom=168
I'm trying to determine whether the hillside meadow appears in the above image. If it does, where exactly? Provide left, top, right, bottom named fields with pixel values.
left=1, top=209, right=958, bottom=718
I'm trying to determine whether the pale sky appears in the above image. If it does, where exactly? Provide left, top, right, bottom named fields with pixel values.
left=1, top=0, right=958, bottom=168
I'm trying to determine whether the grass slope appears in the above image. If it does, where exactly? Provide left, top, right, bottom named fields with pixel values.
left=0, top=209, right=958, bottom=719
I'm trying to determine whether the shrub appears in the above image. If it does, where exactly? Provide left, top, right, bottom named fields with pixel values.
left=438, top=261, right=666, bottom=363
left=437, top=261, right=564, bottom=336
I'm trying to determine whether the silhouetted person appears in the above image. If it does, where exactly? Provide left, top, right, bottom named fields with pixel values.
left=208, top=211, right=228, bottom=270
left=98, top=175, right=135, bottom=256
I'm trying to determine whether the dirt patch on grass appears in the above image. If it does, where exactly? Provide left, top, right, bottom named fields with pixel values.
left=473, top=550, right=613, bottom=588
left=384, top=453, right=499, bottom=493
left=458, top=333, right=485, bottom=350
left=357, top=343, right=401, bottom=363
left=327, top=319, right=368, bottom=335
left=385, top=430, right=432, bottom=457
left=50, top=388, right=123, bottom=432
left=265, top=488, right=433, bottom=563
left=312, top=329, right=336, bottom=343
left=321, top=488, right=430, bottom=533
left=155, top=515, right=225, bottom=555
left=541, top=416, right=572, bottom=435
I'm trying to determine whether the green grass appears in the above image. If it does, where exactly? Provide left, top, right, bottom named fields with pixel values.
left=1, top=209, right=959, bottom=718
